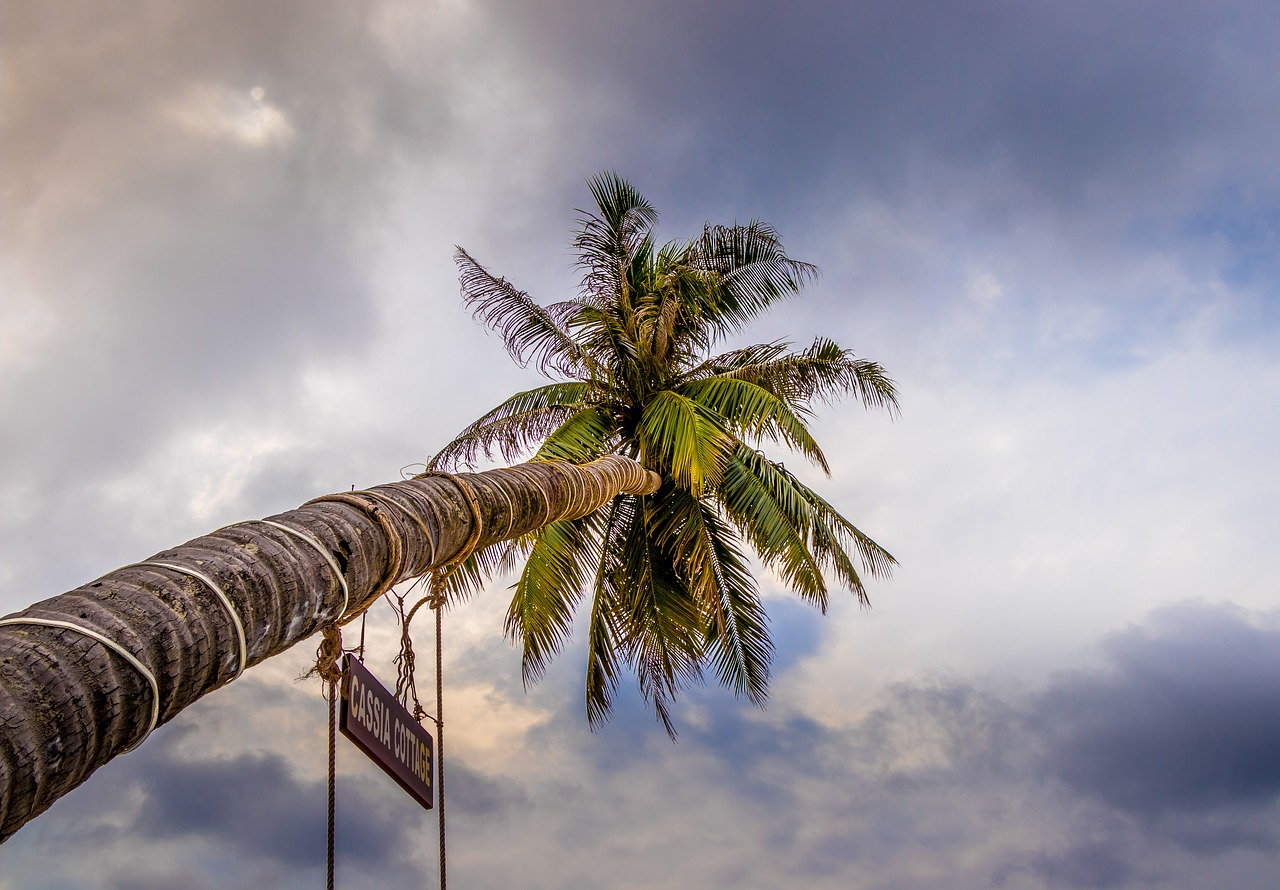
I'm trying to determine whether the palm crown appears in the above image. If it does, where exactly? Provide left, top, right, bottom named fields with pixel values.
left=430, top=173, right=898, bottom=735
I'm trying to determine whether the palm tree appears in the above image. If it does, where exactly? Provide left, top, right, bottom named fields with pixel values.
left=0, top=456, right=660, bottom=840
left=429, top=172, right=898, bottom=735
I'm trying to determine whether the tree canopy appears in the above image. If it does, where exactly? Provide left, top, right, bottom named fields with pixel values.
left=430, top=172, right=898, bottom=735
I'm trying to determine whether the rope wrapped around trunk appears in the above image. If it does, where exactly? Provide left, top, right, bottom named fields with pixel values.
left=0, top=456, right=660, bottom=842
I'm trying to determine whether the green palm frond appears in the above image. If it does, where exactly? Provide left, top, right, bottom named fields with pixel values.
left=725, top=447, right=895, bottom=609
left=636, top=390, right=734, bottom=494
left=687, top=341, right=792, bottom=381
left=694, top=338, right=899, bottom=416
left=699, top=516, right=771, bottom=705
left=505, top=512, right=603, bottom=686
left=682, top=221, right=820, bottom=337
left=795, top=482, right=897, bottom=603
left=612, top=497, right=705, bottom=738
left=649, top=485, right=771, bottom=703
left=534, top=405, right=620, bottom=464
left=678, top=375, right=829, bottom=473
left=433, top=540, right=510, bottom=604
left=584, top=498, right=628, bottom=727
left=718, top=446, right=828, bottom=606
left=456, top=247, right=594, bottom=378
left=575, top=171, right=658, bottom=304
left=797, top=338, right=900, bottom=414
left=428, top=382, right=594, bottom=470
left=569, top=302, right=640, bottom=391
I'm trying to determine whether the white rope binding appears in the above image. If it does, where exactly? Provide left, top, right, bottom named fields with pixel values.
left=257, top=520, right=351, bottom=621
left=134, top=561, right=248, bottom=680
left=0, top=617, right=160, bottom=752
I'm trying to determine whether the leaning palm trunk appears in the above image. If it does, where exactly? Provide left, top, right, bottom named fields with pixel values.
left=0, top=455, right=659, bottom=841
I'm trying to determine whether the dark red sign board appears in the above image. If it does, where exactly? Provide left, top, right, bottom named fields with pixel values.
left=339, top=656, right=434, bottom=809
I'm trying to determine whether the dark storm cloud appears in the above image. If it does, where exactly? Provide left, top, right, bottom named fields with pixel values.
left=522, top=601, right=1280, bottom=887
left=106, top=872, right=219, bottom=890
left=1019, top=838, right=1146, bottom=890
left=1033, top=603, right=1280, bottom=845
left=131, top=733, right=405, bottom=866
left=9, top=601, right=1279, bottom=888
left=48, top=719, right=427, bottom=887
left=986, top=602, right=1280, bottom=888
left=448, top=760, right=531, bottom=820
left=487, top=0, right=1280, bottom=215
left=458, top=0, right=1280, bottom=377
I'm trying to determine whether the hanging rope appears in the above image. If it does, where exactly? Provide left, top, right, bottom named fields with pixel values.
left=391, top=585, right=429, bottom=721
left=433, top=578, right=447, bottom=890
left=310, top=469, right=484, bottom=890
left=326, top=675, right=338, bottom=890
left=411, top=470, right=485, bottom=890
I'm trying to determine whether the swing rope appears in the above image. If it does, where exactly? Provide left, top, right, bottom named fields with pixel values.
left=412, top=469, right=485, bottom=890
left=433, top=577, right=448, bottom=890
left=327, top=675, right=338, bottom=890
left=314, top=470, right=485, bottom=890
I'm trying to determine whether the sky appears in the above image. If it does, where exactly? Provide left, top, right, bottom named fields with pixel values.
left=2, top=1, right=1279, bottom=887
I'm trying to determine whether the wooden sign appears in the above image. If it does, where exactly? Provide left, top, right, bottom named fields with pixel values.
left=339, top=656, right=434, bottom=809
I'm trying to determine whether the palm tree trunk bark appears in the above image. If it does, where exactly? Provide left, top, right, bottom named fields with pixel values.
left=0, top=455, right=659, bottom=841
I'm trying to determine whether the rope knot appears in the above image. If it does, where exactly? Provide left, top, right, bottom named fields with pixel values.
left=314, top=624, right=344, bottom=685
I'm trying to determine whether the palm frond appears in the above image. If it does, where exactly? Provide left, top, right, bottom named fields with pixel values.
left=575, top=171, right=658, bottom=304
left=456, top=247, right=593, bottom=378
left=505, top=512, right=603, bottom=686
left=692, top=338, right=899, bottom=417
left=428, top=382, right=594, bottom=470
left=699, top=516, right=771, bottom=705
left=433, top=540, right=510, bottom=604
left=584, top=497, right=629, bottom=728
left=682, top=221, right=820, bottom=337
left=636, top=390, right=734, bottom=494
left=612, top=498, right=705, bottom=738
left=794, top=338, right=900, bottom=414
left=795, top=482, right=897, bottom=603
left=725, top=447, right=895, bottom=609
left=649, top=485, right=772, bottom=704
left=718, top=447, right=828, bottom=607
left=686, top=341, right=793, bottom=381
left=678, top=375, right=829, bottom=473
left=533, top=405, right=621, bottom=464
left=496, top=533, right=536, bottom=576
left=568, top=302, right=641, bottom=395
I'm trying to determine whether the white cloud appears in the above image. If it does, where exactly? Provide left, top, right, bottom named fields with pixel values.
left=0, top=282, right=57, bottom=375
left=165, top=83, right=294, bottom=148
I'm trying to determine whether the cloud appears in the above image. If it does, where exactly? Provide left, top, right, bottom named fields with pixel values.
left=447, top=760, right=532, bottom=820
left=4, top=3, right=1279, bottom=889
left=482, top=0, right=1280, bottom=219
left=105, top=871, right=220, bottom=890
left=165, top=83, right=295, bottom=148
left=1033, top=603, right=1280, bottom=849
left=1018, top=838, right=1148, bottom=890
left=2, top=680, right=431, bottom=889
left=0, top=0, right=462, bottom=601
left=7, top=601, right=1279, bottom=889
left=980, top=602, right=1280, bottom=888
left=539, top=600, right=1280, bottom=888
left=131, top=733, right=391, bottom=866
